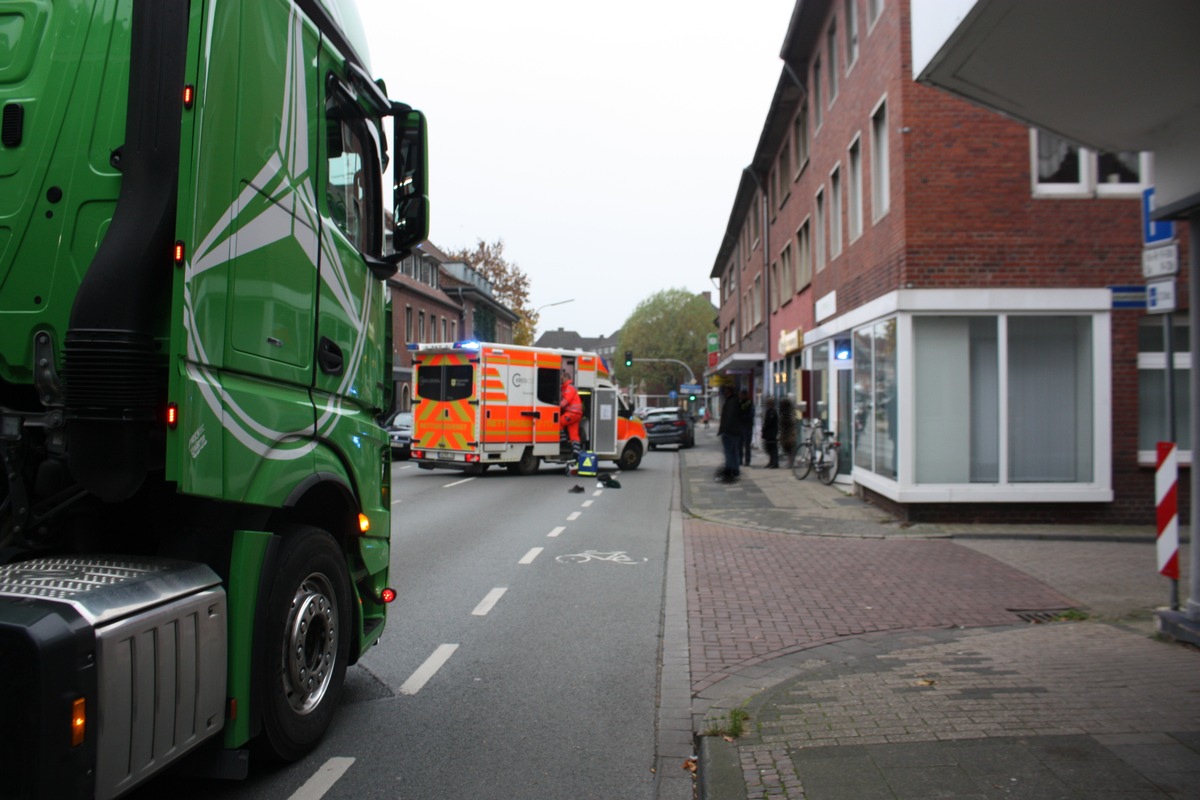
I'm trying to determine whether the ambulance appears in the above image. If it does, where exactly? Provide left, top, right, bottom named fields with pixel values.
left=409, top=341, right=647, bottom=474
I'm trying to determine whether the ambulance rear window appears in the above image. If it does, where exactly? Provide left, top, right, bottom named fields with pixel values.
left=417, top=365, right=473, bottom=401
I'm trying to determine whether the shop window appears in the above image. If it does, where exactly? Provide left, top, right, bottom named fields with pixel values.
left=1138, top=314, right=1192, bottom=464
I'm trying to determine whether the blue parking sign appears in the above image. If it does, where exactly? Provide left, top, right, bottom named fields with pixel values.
left=1142, top=188, right=1175, bottom=245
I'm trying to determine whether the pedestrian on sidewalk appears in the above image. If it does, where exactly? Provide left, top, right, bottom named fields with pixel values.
left=717, top=385, right=741, bottom=482
left=738, top=389, right=754, bottom=466
left=762, top=396, right=779, bottom=468
left=779, top=396, right=797, bottom=468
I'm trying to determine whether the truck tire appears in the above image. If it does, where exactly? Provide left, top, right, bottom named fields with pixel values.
left=259, top=525, right=351, bottom=762
left=618, top=440, right=643, bottom=471
left=507, top=448, right=540, bottom=475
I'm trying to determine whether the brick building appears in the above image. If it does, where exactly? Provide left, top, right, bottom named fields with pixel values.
left=709, top=0, right=1191, bottom=523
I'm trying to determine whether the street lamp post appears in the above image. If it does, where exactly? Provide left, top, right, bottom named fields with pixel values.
left=532, top=299, right=575, bottom=339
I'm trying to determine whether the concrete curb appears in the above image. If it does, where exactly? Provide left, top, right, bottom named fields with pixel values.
left=698, top=736, right=745, bottom=800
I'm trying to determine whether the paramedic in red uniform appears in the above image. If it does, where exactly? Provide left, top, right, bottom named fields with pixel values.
left=560, top=371, right=583, bottom=460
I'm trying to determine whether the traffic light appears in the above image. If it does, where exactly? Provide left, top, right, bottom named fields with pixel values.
left=688, top=392, right=697, bottom=402
left=624, top=350, right=633, bottom=367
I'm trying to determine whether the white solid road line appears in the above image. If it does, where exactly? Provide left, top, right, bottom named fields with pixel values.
left=472, top=587, right=507, bottom=616
left=442, top=477, right=475, bottom=488
left=518, top=547, right=543, bottom=565
left=286, top=757, right=355, bottom=800
left=547, top=526, right=566, bottom=538
left=400, top=644, right=459, bottom=695
left=567, top=511, right=581, bottom=521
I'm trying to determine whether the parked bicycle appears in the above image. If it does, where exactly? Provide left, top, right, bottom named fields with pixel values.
left=792, top=419, right=840, bottom=485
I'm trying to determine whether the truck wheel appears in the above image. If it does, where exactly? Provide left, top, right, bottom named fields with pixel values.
left=259, top=525, right=351, bottom=762
left=507, top=448, right=540, bottom=475
left=618, top=441, right=643, bottom=471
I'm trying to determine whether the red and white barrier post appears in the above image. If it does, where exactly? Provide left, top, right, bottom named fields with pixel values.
left=1156, top=442, right=1180, bottom=609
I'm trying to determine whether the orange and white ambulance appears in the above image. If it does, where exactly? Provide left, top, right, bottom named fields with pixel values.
left=408, top=341, right=648, bottom=474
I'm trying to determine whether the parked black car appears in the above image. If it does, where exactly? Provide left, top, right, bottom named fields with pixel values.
left=645, top=407, right=695, bottom=449
left=385, top=411, right=413, bottom=460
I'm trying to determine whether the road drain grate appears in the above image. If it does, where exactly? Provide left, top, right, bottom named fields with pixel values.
left=1012, top=609, right=1069, bottom=623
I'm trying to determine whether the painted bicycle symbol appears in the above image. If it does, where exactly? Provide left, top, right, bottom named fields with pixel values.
left=555, top=550, right=648, bottom=565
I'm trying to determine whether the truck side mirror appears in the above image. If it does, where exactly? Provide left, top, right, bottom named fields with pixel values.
left=391, top=107, right=429, bottom=254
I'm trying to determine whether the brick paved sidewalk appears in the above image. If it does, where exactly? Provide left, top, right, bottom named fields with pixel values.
left=678, top=437, right=1200, bottom=799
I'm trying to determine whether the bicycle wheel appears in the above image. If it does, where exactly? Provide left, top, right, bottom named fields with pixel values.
left=792, top=441, right=813, bottom=480
left=817, top=442, right=840, bottom=485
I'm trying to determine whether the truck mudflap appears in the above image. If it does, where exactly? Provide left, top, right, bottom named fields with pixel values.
left=0, top=558, right=226, bottom=800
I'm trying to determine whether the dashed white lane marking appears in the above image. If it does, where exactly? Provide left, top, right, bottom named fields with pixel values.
left=472, top=588, right=507, bottom=616
left=400, top=644, right=459, bottom=695
left=442, top=477, right=475, bottom=488
left=547, top=526, right=566, bottom=538
left=581, top=500, right=593, bottom=508
left=519, top=547, right=544, bottom=565
left=287, top=757, right=355, bottom=800
left=567, top=511, right=582, bottom=521
left=593, top=490, right=603, bottom=497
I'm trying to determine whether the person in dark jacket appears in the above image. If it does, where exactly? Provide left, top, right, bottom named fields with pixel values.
left=717, top=385, right=741, bottom=482
left=761, top=396, right=779, bottom=468
left=738, top=389, right=755, bottom=466
left=779, top=396, right=797, bottom=468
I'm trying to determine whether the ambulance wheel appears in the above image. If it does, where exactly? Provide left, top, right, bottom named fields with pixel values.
left=258, top=525, right=351, bottom=762
left=618, top=441, right=643, bottom=471
left=508, top=448, right=540, bottom=475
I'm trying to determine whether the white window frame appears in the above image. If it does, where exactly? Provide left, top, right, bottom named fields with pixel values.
left=1137, top=350, right=1193, bottom=466
left=814, top=188, right=827, bottom=271
left=870, top=96, right=890, bottom=221
left=796, top=219, right=812, bottom=291
left=867, top=0, right=883, bottom=28
left=804, top=288, right=1113, bottom=504
left=844, top=0, right=859, bottom=70
left=848, top=135, right=864, bottom=243
left=1030, top=129, right=1152, bottom=199
left=829, top=163, right=843, bottom=259
left=826, top=23, right=839, bottom=104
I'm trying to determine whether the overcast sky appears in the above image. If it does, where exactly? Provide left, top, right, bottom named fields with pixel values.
left=359, top=1, right=796, bottom=339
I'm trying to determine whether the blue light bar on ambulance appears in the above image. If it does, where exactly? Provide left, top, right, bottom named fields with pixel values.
left=453, top=340, right=481, bottom=350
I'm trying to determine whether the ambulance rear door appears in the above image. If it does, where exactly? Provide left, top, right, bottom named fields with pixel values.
left=591, top=384, right=618, bottom=456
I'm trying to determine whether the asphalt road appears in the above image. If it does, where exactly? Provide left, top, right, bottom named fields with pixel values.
left=127, top=451, right=677, bottom=800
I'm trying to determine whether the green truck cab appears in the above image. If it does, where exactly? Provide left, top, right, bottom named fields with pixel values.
left=0, top=1, right=427, bottom=797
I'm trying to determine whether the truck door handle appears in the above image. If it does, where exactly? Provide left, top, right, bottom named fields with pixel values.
left=521, top=411, right=540, bottom=418
left=318, top=336, right=344, bottom=375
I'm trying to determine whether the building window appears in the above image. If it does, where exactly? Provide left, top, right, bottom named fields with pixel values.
left=793, top=103, right=810, bottom=174
left=405, top=305, right=413, bottom=340
left=848, top=137, right=863, bottom=242
left=796, top=220, right=812, bottom=291
left=867, top=0, right=883, bottom=26
left=768, top=167, right=778, bottom=213
left=844, top=0, right=859, bottom=69
left=780, top=243, right=794, bottom=300
left=870, top=99, right=890, bottom=220
left=754, top=275, right=763, bottom=326
left=814, top=189, right=826, bottom=271
left=813, top=58, right=823, bottom=129
left=826, top=22, right=839, bottom=103
left=912, top=314, right=1095, bottom=484
left=829, top=165, right=843, bottom=259
left=750, top=194, right=761, bottom=244
left=1031, top=129, right=1150, bottom=198
left=770, top=261, right=780, bottom=312
left=777, top=143, right=791, bottom=206
left=1138, top=314, right=1192, bottom=465
left=418, top=310, right=425, bottom=343
left=853, top=319, right=897, bottom=479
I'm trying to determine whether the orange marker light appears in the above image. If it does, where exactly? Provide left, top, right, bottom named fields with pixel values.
left=71, top=698, right=86, bottom=747
left=166, top=403, right=178, bottom=429
left=174, top=241, right=185, bottom=266
left=357, top=513, right=370, bottom=534
left=182, top=84, right=195, bottom=109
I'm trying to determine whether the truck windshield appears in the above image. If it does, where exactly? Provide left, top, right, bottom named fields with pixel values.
left=417, top=365, right=473, bottom=401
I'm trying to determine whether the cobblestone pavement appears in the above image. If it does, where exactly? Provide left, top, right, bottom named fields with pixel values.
left=675, top=433, right=1200, bottom=800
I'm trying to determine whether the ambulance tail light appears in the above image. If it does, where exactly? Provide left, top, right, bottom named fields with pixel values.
left=465, top=454, right=480, bottom=463
left=412, top=450, right=424, bottom=459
